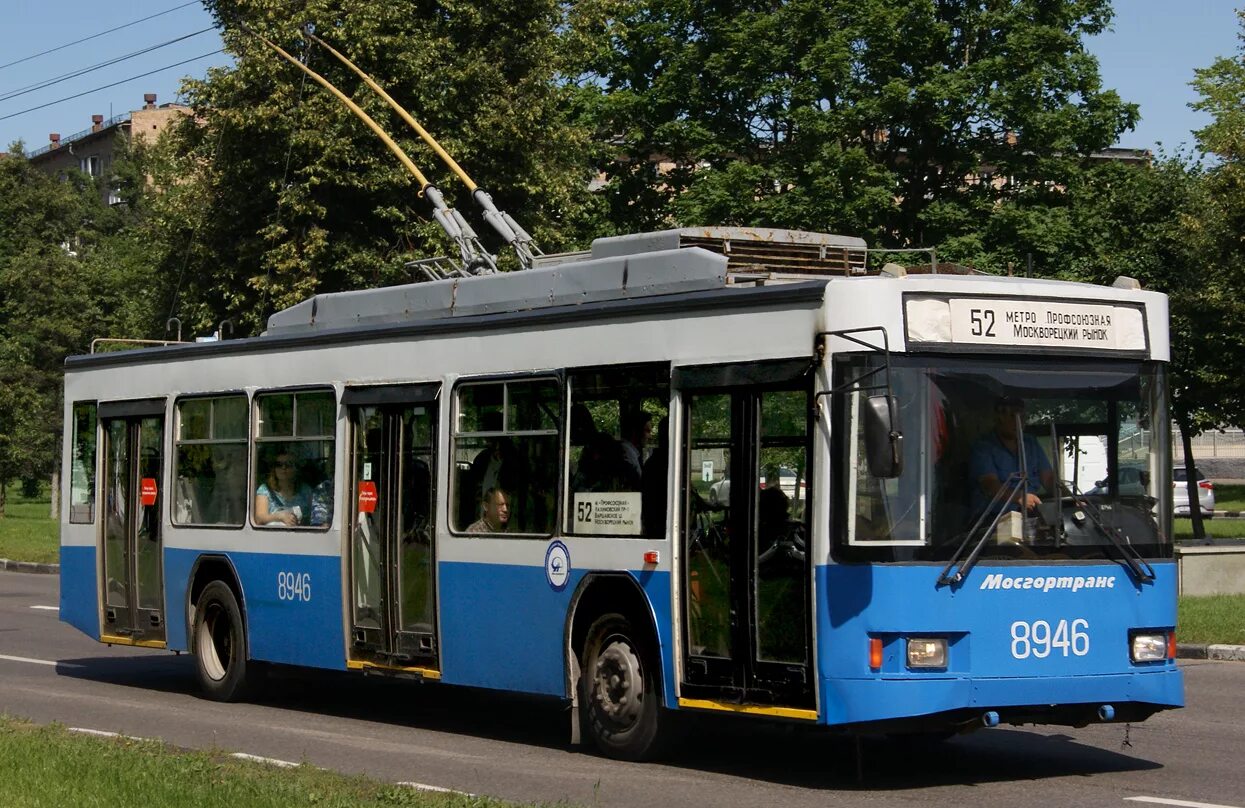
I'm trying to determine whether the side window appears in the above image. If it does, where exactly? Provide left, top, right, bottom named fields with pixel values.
left=173, top=395, right=248, bottom=526
left=254, top=390, right=336, bottom=529
left=566, top=365, right=669, bottom=537
left=452, top=378, right=560, bottom=535
left=69, top=402, right=97, bottom=523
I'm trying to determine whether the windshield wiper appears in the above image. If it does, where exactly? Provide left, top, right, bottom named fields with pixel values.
left=1059, top=482, right=1156, bottom=584
left=937, top=472, right=1028, bottom=586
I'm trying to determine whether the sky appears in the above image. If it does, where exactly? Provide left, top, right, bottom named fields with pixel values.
left=0, top=1, right=1241, bottom=155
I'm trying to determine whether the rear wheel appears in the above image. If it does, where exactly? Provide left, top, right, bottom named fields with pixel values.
left=579, top=613, right=666, bottom=761
left=193, top=581, right=260, bottom=701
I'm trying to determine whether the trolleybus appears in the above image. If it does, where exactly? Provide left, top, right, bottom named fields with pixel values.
left=59, top=226, right=1183, bottom=760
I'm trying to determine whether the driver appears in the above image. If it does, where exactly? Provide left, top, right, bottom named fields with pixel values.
left=969, top=396, right=1054, bottom=518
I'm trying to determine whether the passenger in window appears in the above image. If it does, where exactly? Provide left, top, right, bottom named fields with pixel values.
left=641, top=417, right=669, bottom=536
left=470, top=412, right=521, bottom=501
left=310, top=476, right=334, bottom=527
left=207, top=447, right=247, bottom=524
left=969, top=396, right=1054, bottom=519
left=619, top=410, right=652, bottom=486
left=570, top=403, right=598, bottom=446
left=467, top=487, right=511, bottom=533
left=573, top=430, right=631, bottom=493
left=255, top=448, right=312, bottom=527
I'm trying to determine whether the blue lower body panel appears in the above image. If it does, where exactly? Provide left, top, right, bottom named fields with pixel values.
left=59, top=545, right=98, bottom=639
left=164, top=548, right=346, bottom=670
left=815, top=561, right=1184, bottom=727
left=438, top=562, right=674, bottom=704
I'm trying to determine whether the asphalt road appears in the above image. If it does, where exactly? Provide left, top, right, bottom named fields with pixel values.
left=1, top=568, right=1241, bottom=808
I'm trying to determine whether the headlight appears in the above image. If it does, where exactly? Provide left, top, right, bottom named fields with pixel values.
left=906, top=637, right=947, bottom=668
left=1131, top=632, right=1168, bottom=662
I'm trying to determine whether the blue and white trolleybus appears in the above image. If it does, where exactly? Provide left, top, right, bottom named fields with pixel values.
left=59, top=226, right=1183, bottom=760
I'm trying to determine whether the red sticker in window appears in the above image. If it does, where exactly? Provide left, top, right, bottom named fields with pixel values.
left=140, top=478, right=158, bottom=506
left=358, top=481, right=378, bottom=513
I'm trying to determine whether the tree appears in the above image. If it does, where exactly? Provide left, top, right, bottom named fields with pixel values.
left=150, top=0, right=605, bottom=337
left=569, top=0, right=1137, bottom=262
left=0, top=144, right=159, bottom=512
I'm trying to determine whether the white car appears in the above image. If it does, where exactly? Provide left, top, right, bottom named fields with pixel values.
left=708, top=467, right=804, bottom=505
left=1173, top=466, right=1214, bottom=518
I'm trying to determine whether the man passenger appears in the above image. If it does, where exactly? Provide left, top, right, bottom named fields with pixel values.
left=467, top=487, right=511, bottom=533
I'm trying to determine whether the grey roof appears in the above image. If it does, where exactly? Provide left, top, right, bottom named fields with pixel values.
left=265, top=246, right=728, bottom=336
left=265, top=226, right=867, bottom=337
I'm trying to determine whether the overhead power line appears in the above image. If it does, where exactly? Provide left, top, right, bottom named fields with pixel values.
left=0, top=0, right=204, bottom=73
left=0, top=50, right=224, bottom=121
left=0, top=27, right=217, bottom=103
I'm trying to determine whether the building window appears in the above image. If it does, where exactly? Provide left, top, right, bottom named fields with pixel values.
left=253, top=390, right=336, bottom=529
left=79, top=156, right=101, bottom=177
left=69, top=403, right=97, bottom=524
left=452, top=378, right=561, bottom=535
left=173, top=396, right=248, bottom=526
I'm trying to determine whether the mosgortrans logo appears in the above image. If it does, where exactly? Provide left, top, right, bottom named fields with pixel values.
left=979, top=573, right=1116, bottom=592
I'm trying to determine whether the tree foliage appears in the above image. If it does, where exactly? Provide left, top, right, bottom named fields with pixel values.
left=150, top=0, right=605, bottom=337
left=0, top=142, right=162, bottom=508
left=569, top=0, right=1137, bottom=265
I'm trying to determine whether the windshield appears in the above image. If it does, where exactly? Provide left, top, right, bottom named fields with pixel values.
left=833, top=356, right=1171, bottom=563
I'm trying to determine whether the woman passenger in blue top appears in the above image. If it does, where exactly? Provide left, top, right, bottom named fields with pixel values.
left=969, top=396, right=1055, bottom=518
left=255, top=448, right=312, bottom=527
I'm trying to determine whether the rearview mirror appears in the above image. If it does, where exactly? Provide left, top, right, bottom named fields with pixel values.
left=864, top=395, right=903, bottom=478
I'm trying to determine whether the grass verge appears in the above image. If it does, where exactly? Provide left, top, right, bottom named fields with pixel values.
left=1173, top=518, right=1245, bottom=542
left=1211, top=483, right=1245, bottom=512
left=0, top=491, right=57, bottom=564
left=1178, top=595, right=1245, bottom=646
left=0, top=716, right=530, bottom=808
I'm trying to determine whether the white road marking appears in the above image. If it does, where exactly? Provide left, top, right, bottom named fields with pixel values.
left=1126, top=797, right=1242, bottom=808
left=231, top=753, right=299, bottom=769
left=30, top=605, right=58, bottom=611
left=0, top=654, right=83, bottom=669
left=68, top=728, right=122, bottom=738
left=398, top=781, right=474, bottom=796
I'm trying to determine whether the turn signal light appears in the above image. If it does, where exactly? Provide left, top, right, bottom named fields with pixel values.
left=869, top=638, right=883, bottom=670
left=1167, top=631, right=1177, bottom=660
left=643, top=551, right=660, bottom=565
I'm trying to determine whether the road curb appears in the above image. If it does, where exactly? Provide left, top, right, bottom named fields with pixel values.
left=0, top=558, right=59, bottom=574
left=1177, top=642, right=1245, bottom=661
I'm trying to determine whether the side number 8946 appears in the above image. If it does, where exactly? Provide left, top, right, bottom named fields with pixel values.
left=1010, top=619, right=1089, bottom=659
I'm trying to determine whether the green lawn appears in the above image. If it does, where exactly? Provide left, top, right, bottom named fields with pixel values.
left=1177, top=595, right=1245, bottom=646
left=1174, top=518, right=1245, bottom=542
left=1212, top=483, right=1245, bottom=512
left=0, top=716, right=531, bottom=808
left=0, top=490, right=58, bottom=564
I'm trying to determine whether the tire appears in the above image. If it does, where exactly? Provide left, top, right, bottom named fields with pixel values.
left=193, top=580, right=260, bottom=702
left=579, top=613, right=667, bottom=761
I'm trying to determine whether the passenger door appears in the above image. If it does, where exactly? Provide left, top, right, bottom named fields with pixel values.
left=345, top=384, right=439, bottom=669
left=99, top=399, right=167, bottom=644
left=678, top=362, right=813, bottom=708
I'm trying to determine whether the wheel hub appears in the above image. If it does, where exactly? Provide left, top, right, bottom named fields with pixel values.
left=593, top=638, right=644, bottom=728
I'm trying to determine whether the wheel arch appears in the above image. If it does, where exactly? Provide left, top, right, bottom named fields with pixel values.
left=186, top=554, right=250, bottom=658
left=563, top=572, right=666, bottom=706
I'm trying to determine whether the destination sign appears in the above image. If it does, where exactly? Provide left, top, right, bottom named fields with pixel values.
left=905, top=296, right=1147, bottom=352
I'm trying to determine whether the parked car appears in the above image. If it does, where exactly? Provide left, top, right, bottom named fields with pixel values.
left=1173, top=466, right=1215, bottom=518
left=707, top=467, right=805, bottom=505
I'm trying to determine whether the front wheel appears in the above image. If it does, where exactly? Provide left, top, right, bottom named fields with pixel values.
left=579, top=613, right=666, bottom=761
left=193, top=581, right=261, bottom=702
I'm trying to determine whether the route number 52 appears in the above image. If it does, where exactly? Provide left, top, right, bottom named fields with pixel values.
left=970, top=308, right=997, bottom=337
